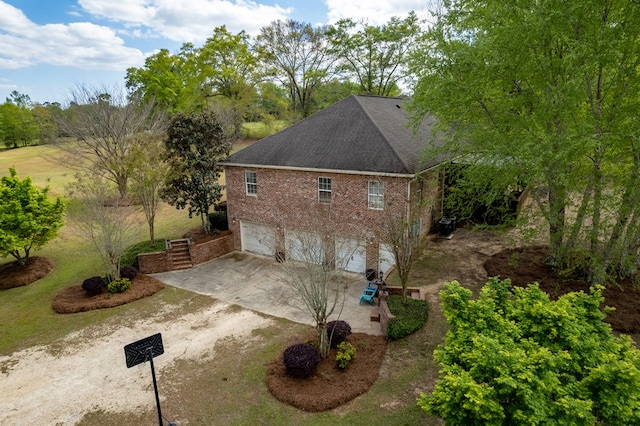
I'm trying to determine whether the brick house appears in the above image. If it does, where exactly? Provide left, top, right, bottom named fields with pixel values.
left=222, top=94, right=445, bottom=276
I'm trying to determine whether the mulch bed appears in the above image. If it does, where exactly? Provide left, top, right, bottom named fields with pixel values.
left=52, top=274, right=165, bottom=314
left=484, top=245, right=640, bottom=334
left=266, top=333, right=387, bottom=412
left=0, top=256, right=54, bottom=289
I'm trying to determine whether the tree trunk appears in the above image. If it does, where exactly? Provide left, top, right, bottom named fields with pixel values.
left=10, top=249, right=28, bottom=266
left=149, top=219, right=155, bottom=245
left=564, top=177, right=593, bottom=253
left=109, top=253, right=120, bottom=280
left=547, top=181, right=566, bottom=268
left=115, top=173, right=128, bottom=199
left=201, top=212, right=211, bottom=235
left=317, top=321, right=329, bottom=358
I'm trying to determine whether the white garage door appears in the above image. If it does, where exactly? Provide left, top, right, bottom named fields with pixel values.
left=285, top=229, right=324, bottom=264
left=379, top=244, right=395, bottom=276
left=336, top=236, right=366, bottom=273
left=241, top=221, right=275, bottom=256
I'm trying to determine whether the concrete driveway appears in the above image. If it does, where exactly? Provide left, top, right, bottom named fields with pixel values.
left=152, top=251, right=384, bottom=336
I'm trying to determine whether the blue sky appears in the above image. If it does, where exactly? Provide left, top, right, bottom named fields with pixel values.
left=0, top=0, right=431, bottom=105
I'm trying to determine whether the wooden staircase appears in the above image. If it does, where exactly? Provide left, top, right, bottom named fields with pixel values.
left=168, top=238, right=193, bottom=270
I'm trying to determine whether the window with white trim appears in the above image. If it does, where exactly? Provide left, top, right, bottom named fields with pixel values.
left=368, top=180, right=384, bottom=210
left=318, top=177, right=332, bottom=203
left=245, top=171, right=257, bottom=195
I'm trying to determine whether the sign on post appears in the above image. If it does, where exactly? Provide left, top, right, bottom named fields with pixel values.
left=124, top=333, right=175, bottom=426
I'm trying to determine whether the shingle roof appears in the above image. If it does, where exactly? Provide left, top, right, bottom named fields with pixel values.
left=224, top=95, right=443, bottom=175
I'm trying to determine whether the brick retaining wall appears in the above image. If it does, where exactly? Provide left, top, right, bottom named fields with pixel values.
left=138, top=233, right=235, bottom=274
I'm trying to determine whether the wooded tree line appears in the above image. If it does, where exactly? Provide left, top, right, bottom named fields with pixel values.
left=126, top=14, right=420, bottom=122
left=410, top=0, right=640, bottom=285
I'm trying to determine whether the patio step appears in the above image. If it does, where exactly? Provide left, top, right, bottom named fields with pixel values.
left=370, top=307, right=380, bottom=322
left=169, top=239, right=192, bottom=270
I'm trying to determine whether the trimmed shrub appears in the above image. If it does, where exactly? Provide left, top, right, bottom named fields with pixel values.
left=208, top=211, right=229, bottom=231
left=336, top=341, right=356, bottom=370
left=107, top=278, right=131, bottom=294
left=387, top=295, right=429, bottom=340
left=120, top=266, right=138, bottom=280
left=327, top=320, right=352, bottom=348
left=283, top=343, right=320, bottom=378
left=82, top=276, right=106, bottom=295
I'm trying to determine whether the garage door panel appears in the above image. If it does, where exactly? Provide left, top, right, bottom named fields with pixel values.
left=285, top=229, right=324, bottom=264
left=379, top=244, right=395, bottom=276
left=336, top=236, right=366, bottom=273
left=241, top=221, right=275, bottom=256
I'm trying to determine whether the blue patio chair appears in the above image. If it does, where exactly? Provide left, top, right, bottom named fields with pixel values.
left=359, top=282, right=378, bottom=305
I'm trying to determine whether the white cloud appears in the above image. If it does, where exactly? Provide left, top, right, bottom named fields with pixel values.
left=325, top=0, right=432, bottom=25
left=0, top=2, right=147, bottom=70
left=79, top=0, right=293, bottom=41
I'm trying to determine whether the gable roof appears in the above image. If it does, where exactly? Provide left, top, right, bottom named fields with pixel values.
left=224, top=95, right=443, bottom=176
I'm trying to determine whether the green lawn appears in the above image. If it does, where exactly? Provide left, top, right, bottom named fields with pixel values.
left=0, top=143, right=444, bottom=425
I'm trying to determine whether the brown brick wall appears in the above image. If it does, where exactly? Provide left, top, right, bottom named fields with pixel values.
left=225, top=166, right=442, bottom=272
left=138, top=251, right=168, bottom=274
left=190, top=234, right=234, bottom=264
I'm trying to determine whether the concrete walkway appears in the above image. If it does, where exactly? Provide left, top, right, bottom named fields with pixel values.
left=152, top=251, right=384, bottom=336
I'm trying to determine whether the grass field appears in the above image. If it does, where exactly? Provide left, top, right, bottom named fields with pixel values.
left=0, top=143, right=444, bottom=425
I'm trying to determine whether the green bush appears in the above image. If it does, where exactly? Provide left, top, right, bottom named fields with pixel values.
left=208, top=211, right=228, bottom=231
left=335, top=341, right=356, bottom=370
left=81, top=276, right=106, bottom=295
left=283, top=343, right=320, bottom=378
left=419, top=278, right=640, bottom=424
left=387, top=295, right=429, bottom=340
left=327, top=320, right=352, bottom=348
left=107, top=278, right=131, bottom=294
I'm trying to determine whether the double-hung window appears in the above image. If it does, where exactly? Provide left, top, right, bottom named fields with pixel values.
left=245, top=171, right=257, bottom=195
left=368, top=180, right=384, bottom=210
left=318, top=177, right=332, bottom=203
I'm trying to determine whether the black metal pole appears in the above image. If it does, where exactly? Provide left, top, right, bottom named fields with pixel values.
left=147, top=348, right=164, bottom=426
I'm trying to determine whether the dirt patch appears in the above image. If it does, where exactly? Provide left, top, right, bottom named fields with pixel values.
left=0, top=256, right=54, bottom=289
left=52, top=274, right=165, bottom=314
left=267, top=333, right=387, bottom=412
left=0, top=300, right=273, bottom=425
left=484, top=245, right=640, bottom=339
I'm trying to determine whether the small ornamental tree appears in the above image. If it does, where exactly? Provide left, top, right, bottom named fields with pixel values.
left=0, top=167, right=65, bottom=265
left=419, top=278, right=640, bottom=425
left=66, top=173, right=141, bottom=281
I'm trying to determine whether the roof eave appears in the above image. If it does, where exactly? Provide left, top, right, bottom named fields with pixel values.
left=222, top=162, right=416, bottom=178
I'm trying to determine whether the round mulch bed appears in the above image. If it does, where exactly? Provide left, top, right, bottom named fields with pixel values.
left=52, top=274, right=165, bottom=314
left=266, top=333, right=387, bottom=412
left=0, top=256, right=54, bottom=289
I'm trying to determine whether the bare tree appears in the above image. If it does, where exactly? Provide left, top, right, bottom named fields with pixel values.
left=66, top=172, right=142, bottom=280
left=378, top=198, right=427, bottom=304
left=278, top=215, right=360, bottom=358
left=129, top=133, right=169, bottom=244
left=53, top=84, right=166, bottom=198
